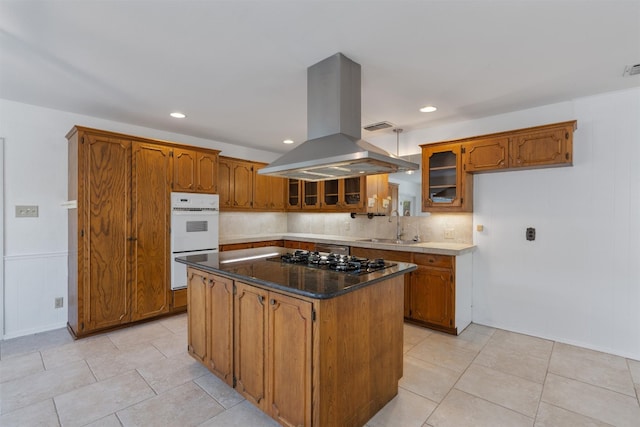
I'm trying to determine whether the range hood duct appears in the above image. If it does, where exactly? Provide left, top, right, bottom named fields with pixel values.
left=258, top=53, right=418, bottom=181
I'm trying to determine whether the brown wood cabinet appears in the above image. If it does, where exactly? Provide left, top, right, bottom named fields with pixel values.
left=220, top=240, right=284, bottom=252
left=187, top=265, right=404, bottom=427
left=67, top=126, right=208, bottom=337
left=283, top=240, right=316, bottom=251
left=286, top=176, right=366, bottom=212
left=422, top=121, right=576, bottom=212
left=366, top=174, right=391, bottom=215
left=421, top=143, right=472, bottom=212
left=173, top=148, right=220, bottom=193
left=218, top=157, right=254, bottom=209
left=351, top=247, right=459, bottom=334
left=187, top=269, right=234, bottom=383
left=461, top=121, right=576, bottom=173
left=219, top=157, right=286, bottom=211
left=254, top=164, right=286, bottom=210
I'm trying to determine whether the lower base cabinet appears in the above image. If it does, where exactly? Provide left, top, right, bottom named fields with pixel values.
left=351, top=247, right=471, bottom=335
left=187, top=266, right=404, bottom=427
left=188, top=269, right=312, bottom=427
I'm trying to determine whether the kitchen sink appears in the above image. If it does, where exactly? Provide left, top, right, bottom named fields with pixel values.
left=357, top=238, right=420, bottom=245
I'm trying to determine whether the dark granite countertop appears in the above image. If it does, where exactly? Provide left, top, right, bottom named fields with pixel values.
left=175, top=246, right=416, bottom=299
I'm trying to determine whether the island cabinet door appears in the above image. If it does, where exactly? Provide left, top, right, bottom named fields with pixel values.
left=267, top=292, right=313, bottom=427
left=187, top=269, right=208, bottom=363
left=207, top=274, right=234, bottom=385
left=234, top=281, right=269, bottom=411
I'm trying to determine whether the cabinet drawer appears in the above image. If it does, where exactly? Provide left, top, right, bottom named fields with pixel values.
left=412, top=253, right=453, bottom=268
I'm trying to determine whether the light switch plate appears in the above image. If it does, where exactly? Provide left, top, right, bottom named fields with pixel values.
left=16, top=205, right=39, bottom=218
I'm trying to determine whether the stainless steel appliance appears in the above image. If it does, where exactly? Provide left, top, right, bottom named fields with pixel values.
left=170, top=192, right=219, bottom=290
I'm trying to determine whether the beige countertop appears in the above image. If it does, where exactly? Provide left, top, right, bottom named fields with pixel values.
left=220, top=233, right=475, bottom=256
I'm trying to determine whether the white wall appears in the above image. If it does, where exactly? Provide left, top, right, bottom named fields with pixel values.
left=0, top=99, right=279, bottom=338
left=414, top=88, right=640, bottom=359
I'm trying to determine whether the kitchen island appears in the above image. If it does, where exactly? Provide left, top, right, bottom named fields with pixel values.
left=176, top=246, right=416, bottom=427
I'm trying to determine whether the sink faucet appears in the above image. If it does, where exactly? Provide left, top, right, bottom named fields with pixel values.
left=389, top=210, right=403, bottom=240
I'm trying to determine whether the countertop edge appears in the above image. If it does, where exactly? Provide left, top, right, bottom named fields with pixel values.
left=220, top=233, right=476, bottom=256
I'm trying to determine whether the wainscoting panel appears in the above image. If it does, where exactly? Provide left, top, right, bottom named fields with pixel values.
left=3, top=252, right=68, bottom=339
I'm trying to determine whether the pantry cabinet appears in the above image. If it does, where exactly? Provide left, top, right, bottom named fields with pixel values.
left=67, top=126, right=215, bottom=337
left=172, top=148, right=220, bottom=193
left=67, top=126, right=179, bottom=337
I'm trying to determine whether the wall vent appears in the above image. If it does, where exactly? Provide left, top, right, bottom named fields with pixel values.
left=363, top=121, right=394, bottom=132
left=623, top=64, right=640, bottom=76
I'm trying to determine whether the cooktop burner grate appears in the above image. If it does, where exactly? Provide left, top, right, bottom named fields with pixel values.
left=271, top=251, right=396, bottom=275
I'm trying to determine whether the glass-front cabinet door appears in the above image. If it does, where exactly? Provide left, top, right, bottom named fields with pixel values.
left=421, top=143, right=472, bottom=212
left=343, top=176, right=365, bottom=210
left=287, top=179, right=301, bottom=209
left=302, top=181, right=320, bottom=209
left=322, top=179, right=340, bottom=210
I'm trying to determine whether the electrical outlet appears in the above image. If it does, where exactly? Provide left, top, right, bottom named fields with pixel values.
left=55, top=297, right=64, bottom=309
left=444, top=228, right=455, bottom=239
left=16, top=205, right=39, bottom=218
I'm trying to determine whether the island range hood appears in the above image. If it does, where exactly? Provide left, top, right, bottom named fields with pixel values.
left=258, top=53, right=418, bottom=181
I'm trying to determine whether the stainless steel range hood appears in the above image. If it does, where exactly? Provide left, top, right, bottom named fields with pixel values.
left=258, top=53, right=418, bottom=181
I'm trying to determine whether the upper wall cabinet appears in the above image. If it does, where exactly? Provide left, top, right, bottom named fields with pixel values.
left=218, top=156, right=286, bottom=211
left=173, top=148, right=220, bottom=193
left=421, top=143, right=473, bottom=212
left=421, top=120, right=576, bottom=212
left=285, top=176, right=366, bottom=212
left=461, top=121, right=576, bottom=173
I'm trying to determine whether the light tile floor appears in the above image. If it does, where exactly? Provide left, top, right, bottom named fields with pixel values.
left=1, top=315, right=639, bottom=427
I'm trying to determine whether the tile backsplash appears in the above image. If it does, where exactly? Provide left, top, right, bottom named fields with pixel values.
left=220, top=211, right=472, bottom=244
left=286, top=212, right=473, bottom=244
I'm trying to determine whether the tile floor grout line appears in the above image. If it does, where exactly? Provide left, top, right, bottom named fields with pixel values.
left=546, top=370, right=640, bottom=400
left=538, top=401, right=617, bottom=427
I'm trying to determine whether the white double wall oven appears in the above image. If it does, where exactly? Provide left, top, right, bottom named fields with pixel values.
left=170, top=192, right=219, bottom=290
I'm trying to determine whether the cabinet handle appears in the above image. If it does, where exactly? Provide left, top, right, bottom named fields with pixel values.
left=127, top=236, right=137, bottom=241
left=269, top=298, right=276, bottom=305
left=257, top=295, right=265, bottom=304
left=429, top=259, right=434, bottom=263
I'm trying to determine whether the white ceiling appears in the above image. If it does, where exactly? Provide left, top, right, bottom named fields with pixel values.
left=1, top=0, right=639, bottom=154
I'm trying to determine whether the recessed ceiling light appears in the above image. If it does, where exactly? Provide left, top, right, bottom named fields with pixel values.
left=283, top=139, right=294, bottom=144
left=170, top=112, right=186, bottom=118
left=419, top=105, right=437, bottom=113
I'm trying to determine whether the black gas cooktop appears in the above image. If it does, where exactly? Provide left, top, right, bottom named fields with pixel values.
left=268, top=250, right=396, bottom=275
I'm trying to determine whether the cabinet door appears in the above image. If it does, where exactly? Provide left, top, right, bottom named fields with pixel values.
left=208, top=274, right=234, bottom=385
left=422, top=144, right=471, bottom=212
left=253, top=166, right=272, bottom=210
left=196, top=151, right=218, bottom=193
left=322, top=179, right=340, bottom=210
left=366, top=174, right=390, bottom=214
left=343, top=176, right=365, bottom=210
left=510, top=127, right=572, bottom=168
left=235, top=281, right=268, bottom=411
left=173, top=148, right=196, bottom=192
left=267, top=292, right=312, bottom=427
left=302, top=181, right=320, bottom=209
left=270, top=176, right=286, bottom=210
left=218, top=158, right=233, bottom=208
left=410, top=266, right=453, bottom=328
left=287, top=179, right=301, bottom=209
left=131, top=142, right=171, bottom=321
left=187, top=269, right=208, bottom=363
left=83, top=134, right=132, bottom=331
left=233, top=161, right=254, bottom=208
left=462, top=137, right=509, bottom=172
